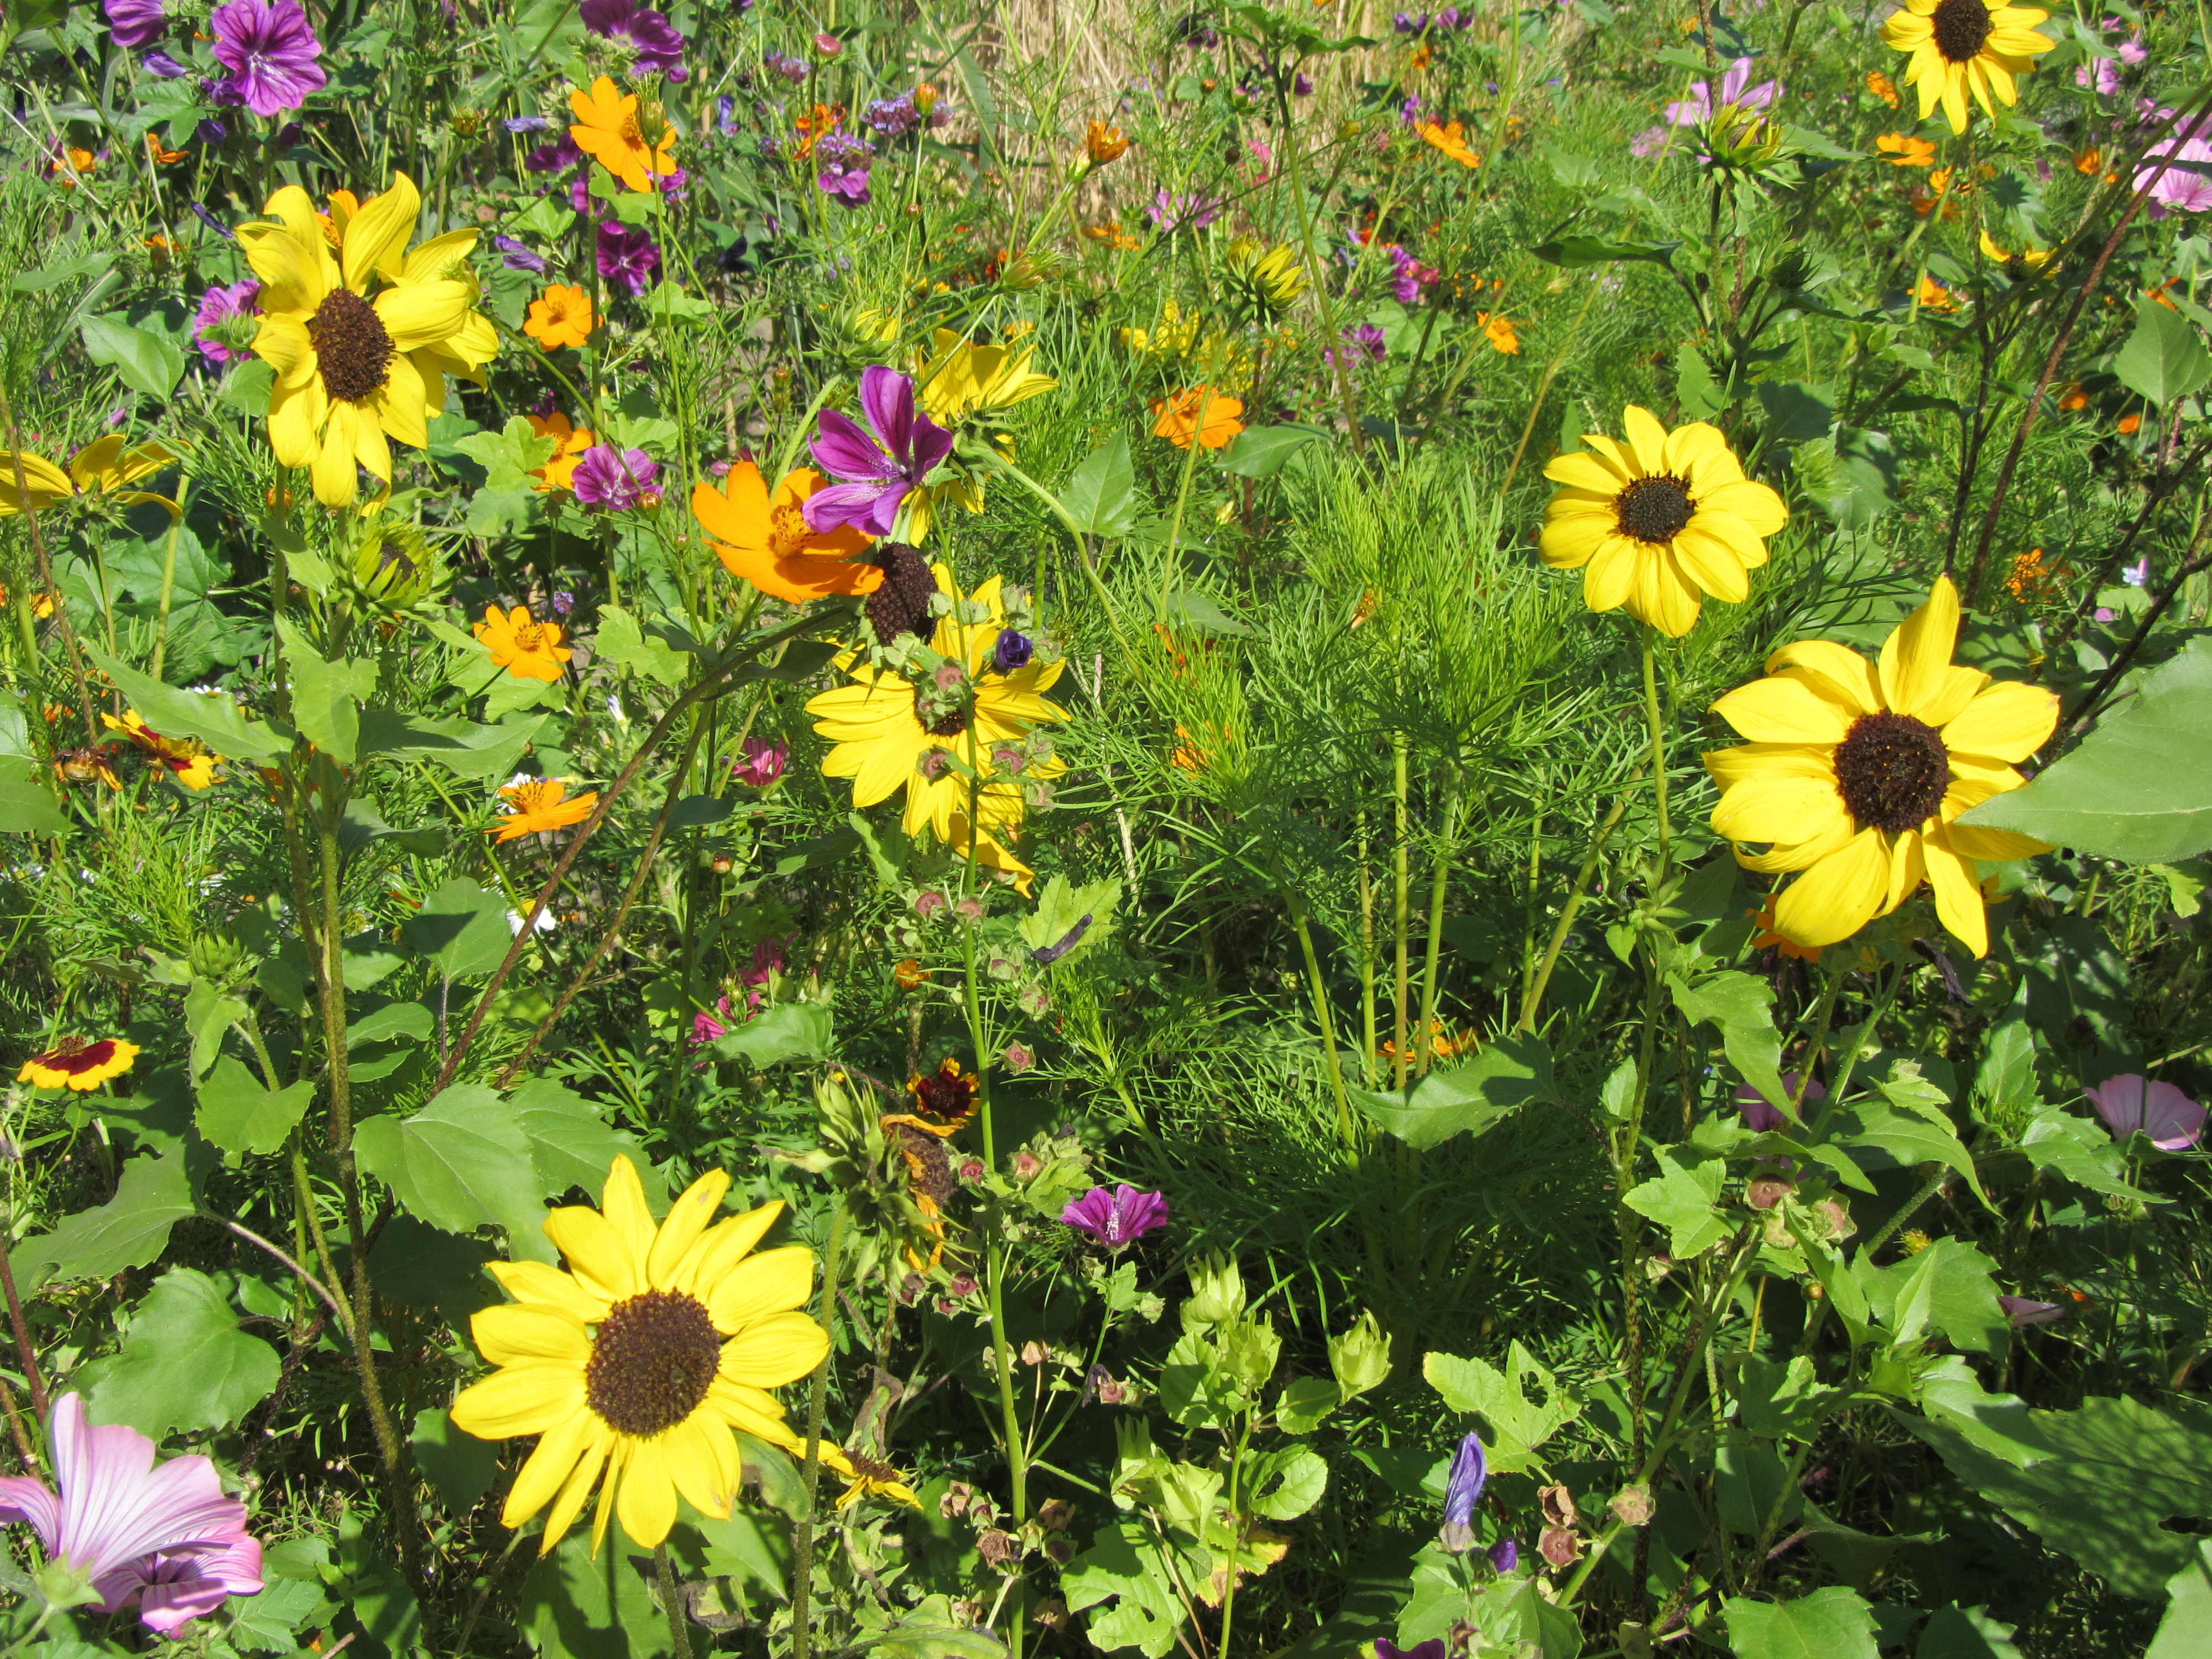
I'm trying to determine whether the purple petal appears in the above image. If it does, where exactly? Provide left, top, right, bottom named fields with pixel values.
left=907, top=412, right=955, bottom=480
left=802, top=479, right=906, bottom=534
left=858, top=365, right=916, bottom=463
left=811, top=407, right=896, bottom=482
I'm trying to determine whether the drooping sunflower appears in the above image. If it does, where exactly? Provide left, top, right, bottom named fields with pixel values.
left=450, top=1156, right=827, bottom=1555
left=237, top=171, right=498, bottom=507
left=834, top=1448, right=922, bottom=1511
left=1879, top=0, right=2054, bottom=135
left=0, top=438, right=179, bottom=517
left=917, top=331, right=1058, bottom=425
left=805, top=566, right=1067, bottom=847
left=692, top=462, right=880, bottom=601
left=18, top=1035, right=139, bottom=1092
left=1540, top=405, right=1788, bottom=638
left=1703, top=576, right=2058, bottom=957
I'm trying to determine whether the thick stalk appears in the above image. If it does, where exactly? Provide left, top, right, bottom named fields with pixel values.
left=0, top=1228, right=48, bottom=1423
left=1414, top=771, right=1460, bottom=1077
left=1640, top=630, right=1671, bottom=869
left=789, top=1201, right=849, bottom=1659
left=1356, top=808, right=1376, bottom=1088
left=655, top=1542, right=695, bottom=1659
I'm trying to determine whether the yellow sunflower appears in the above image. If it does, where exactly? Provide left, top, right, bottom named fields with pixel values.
left=805, top=567, right=1067, bottom=848
left=1880, top=0, right=2054, bottom=135
left=450, top=1156, right=827, bottom=1556
left=1703, top=577, right=2058, bottom=958
left=237, top=171, right=498, bottom=507
left=1540, top=406, right=1788, bottom=638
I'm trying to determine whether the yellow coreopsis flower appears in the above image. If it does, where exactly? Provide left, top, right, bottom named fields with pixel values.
left=1979, top=228, right=2054, bottom=276
left=1879, top=0, right=2054, bottom=134
left=1703, top=577, right=2058, bottom=957
left=833, top=1448, right=922, bottom=1511
left=451, top=1157, right=827, bottom=1555
left=237, top=172, right=498, bottom=507
left=918, top=330, right=1058, bottom=424
left=1540, top=406, right=1787, bottom=637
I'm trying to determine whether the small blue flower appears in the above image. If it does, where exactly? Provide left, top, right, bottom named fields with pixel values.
left=504, top=114, right=552, bottom=132
left=1443, top=1430, right=1486, bottom=1527
left=1488, top=1537, right=1518, bottom=1573
left=993, top=629, right=1034, bottom=672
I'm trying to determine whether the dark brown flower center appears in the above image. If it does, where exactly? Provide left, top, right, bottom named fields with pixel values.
left=887, top=1121, right=954, bottom=1211
left=846, top=1449, right=901, bottom=1484
left=865, top=543, right=937, bottom=645
left=1834, top=711, right=1950, bottom=834
left=585, top=1289, right=722, bottom=1437
left=1614, top=475, right=1695, bottom=544
left=309, top=289, right=395, bottom=404
left=1931, top=0, right=1992, bottom=63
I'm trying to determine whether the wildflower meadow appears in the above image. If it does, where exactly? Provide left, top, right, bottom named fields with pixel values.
left=3, top=0, right=2212, bottom=1655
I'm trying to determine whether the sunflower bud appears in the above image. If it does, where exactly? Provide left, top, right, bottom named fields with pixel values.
left=347, top=520, right=438, bottom=609
left=187, top=931, right=244, bottom=982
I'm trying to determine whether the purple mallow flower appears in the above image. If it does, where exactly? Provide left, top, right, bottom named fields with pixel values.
left=526, top=134, right=583, bottom=173
left=103, top=0, right=166, bottom=48
left=596, top=222, right=660, bottom=295
left=0, top=1394, right=263, bottom=1634
left=2085, top=1074, right=2205, bottom=1150
left=1437, top=1430, right=1485, bottom=1551
left=1059, top=1185, right=1170, bottom=1249
left=143, top=49, right=188, bottom=76
left=2137, top=110, right=2212, bottom=214
left=580, top=0, right=687, bottom=79
left=1488, top=1538, right=1519, bottom=1573
left=493, top=235, right=546, bottom=274
left=1324, top=324, right=1386, bottom=368
left=208, top=0, right=327, bottom=118
left=803, top=366, right=954, bottom=537
left=865, top=92, right=921, bottom=138
left=1663, top=56, right=1780, bottom=127
left=818, top=160, right=872, bottom=204
left=571, top=445, right=661, bottom=510
left=191, top=279, right=260, bottom=364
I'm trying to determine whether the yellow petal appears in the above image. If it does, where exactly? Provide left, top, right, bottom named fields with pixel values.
left=343, top=173, right=420, bottom=291
left=1736, top=811, right=1859, bottom=874
left=670, top=1201, right=787, bottom=1299
left=503, top=1406, right=599, bottom=1528
left=1538, top=514, right=1608, bottom=570
left=1670, top=520, right=1751, bottom=603
left=1632, top=549, right=1702, bottom=637
left=1543, top=451, right=1627, bottom=493
left=402, top=227, right=480, bottom=283
left=1712, top=774, right=1850, bottom=844
left=1662, top=420, right=1729, bottom=476
left=1775, top=828, right=1892, bottom=947
left=379, top=355, right=430, bottom=450
left=1879, top=576, right=1962, bottom=719
left=649, top=1167, right=732, bottom=1289
left=70, top=435, right=124, bottom=489
left=718, top=1310, right=830, bottom=1387
left=1914, top=664, right=1989, bottom=730
left=1942, top=819, right=2049, bottom=861
left=538, top=1422, right=613, bottom=1553
left=545, top=1205, right=644, bottom=1305
left=1703, top=742, right=1835, bottom=790
left=1698, top=478, right=1787, bottom=537
left=471, top=1303, right=590, bottom=1366
left=266, top=376, right=324, bottom=470
left=1582, top=535, right=1641, bottom=612
left=1714, top=675, right=1854, bottom=744
left=490, top=1260, right=610, bottom=1322
left=707, top=1379, right=804, bottom=1450
left=1942, top=679, right=2058, bottom=763
left=450, top=1361, right=588, bottom=1438
left=1767, top=641, right=1881, bottom=715
left=311, top=403, right=359, bottom=506
left=1620, top=405, right=1669, bottom=474
left=599, top=1155, right=658, bottom=1272
left=705, top=1246, right=815, bottom=1332
left=375, top=279, right=477, bottom=352
left=1922, top=830, right=1990, bottom=956
left=662, top=1413, right=740, bottom=1521
left=615, top=1434, right=679, bottom=1548
left=1885, top=827, right=1927, bottom=914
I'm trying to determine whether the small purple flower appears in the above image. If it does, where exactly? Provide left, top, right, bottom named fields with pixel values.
left=993, top=630, right=1034, bottom=672
left=1293, top=72, right=1313, bottom=96
left=190, top=278, right=260, bottom=364
left=526, top=134, right=583, bottom=173
left=549, top=589, right=576, bottom=616
left=1376, top=1644, right=1446, bottom=1659
left=596, top=221, right=661, bottom=295
left=201, top=78, right=243, bottom=109
left=189, top=201, right=233, bottom=238
left=1392, top=12, right=1431, bottom=34
left=1736, top=1073, right=1822, bottom=1133
left=1324, top=324, right=1386, bottom=368
left=580, top=0, right=687, bottom=79
left=493, top=235, right=546, bottom=274
left=1442, top=1431, right=1486, bottom=1526
left=504, top=114, right=551, bottom=132
left=2085, top=1074, right=2205, bottom=1150
left=570, top=445, right=660, bottom=510
left=657, top=166, right=688, bottom=201
left=1488, top=1538, right=1519, bottom=1573
left=103, top=0, right=166, bottom=48
left=1999, top=1295, right=2067, bottom=1327
left=818, top=160, right=872, bottom=205
left=733, top=737, right=787, bottom=787
left=717, top=93, right=738, bottom=134
left=142, top=48, right=188, bottom=76
left=1146, top=189, right=1223, bottom=233
left=1059, top=1185, right=1170, bottom=1249
left=1630, top=124, right=1669, bottom=159
left=1663, top=56, right=1780, bottom=127
left=803, top=366, right=956, bottom=537
left=865, top=92, right=921, bottom=138
left=208, top=0, right=327, bottom=118
left=766, top=52, right=810, bottom=83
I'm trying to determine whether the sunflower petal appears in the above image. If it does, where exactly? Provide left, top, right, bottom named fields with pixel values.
left=503, top=1406, right=599, bottom=1529
left=1885, top=827, right=1927, bottom=914
left=1923, top=831, right=1991, bottom=956
left=718, top=1310, right=830, bottom=1387
left=1879, top=577, right=1963, bottom=718
left=671, top=1201, right=787, bottom=1299
left=1621, top=405, right=1670, bottom=474
left=1714, top=675, right=1854, bottom=744
left=343, top=174, right=420, bottom=291
left=450, top=1361, right=588, bottom=1439
left=490, top=1260, right=609, bottom=1322
left=649, top=1168, right=732, bottom=1289
left=663, top=1415, right=740, bottom=1521
left=615, top=1435, right=679, bottom=1548
left=545, top=1205, right=644, bottom=1305
left=1768, top=641, right=1881, bottom=714
left=1942, top=679, right=2058, bottom=762
left=599, top=1156, right=658, bottom=1271
left=538, top=1423, right=614, bottom=1553
left=1713, top=774, right=1851, bottom=844
left=705, top=1246, right=816, bottom=1333
left=471, top=1303, right=590, bottom=1366
left=1775, top=828, right=1892, bottom=946
left=1671, top=520, right=1751, bottom=603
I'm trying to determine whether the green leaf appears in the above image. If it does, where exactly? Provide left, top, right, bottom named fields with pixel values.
left=1273, top=1375, right=1341, bottom=1436
left=367, top=1214, right=496, bottom=1324
left=1839, top=1063, right=1984, bottom=1201
left=2114, top=296, right=2212, bottom=406
left=1731, top=1354, right=1842, bottom=1439
left=1676, top=343, right=1725, bottom=421
left=355, top=708, right=548, bottom=779
left=195, top=1056, right=316, bottom=1157
left=1533, top=234, right=1680, bottom=268
left=79, top=1267, right=280, bottom=1438
left=2147, top=1541, right=2212, bottom=1659
left=1059, top=432, right=1139, bottom=536
left=400, top=878, right=513, bottom=982
left=1905, top=1357, right=2061, bottom=1468
left=709, top=1003, right=833, bottom=1068
left=1244, top=1446, right=1328, bottom=1520
left=1220, top=424, right=1326, bottom=479
left=1960, top=635, right=2212, bottom=863
left=1725, top=1587, right=1880, bottom=1659
left=1973, top=984, right=2038, bottom=1114
left=510, top=1077, right=663, bottom=1219
left=1018, top=874, right=1120, bottom=966
left=184, top=977, right=249, bottom=1080
left=1159, top=591, right=1253, bottom=636
left=19, top=1150, right=195, bottom=1289
left=1670, top=971, right=1791, bottom=1113
left=1916, top=1606, right=2022, bottom=1659
left=2016, top=1108, right=2150, bottom=1201
left=1624, top=1145, right=1731, bottom=1258
left=81, top=312, right=186, bottom=399
left=274, top=618, right=377, bottom=764
left=1064, top=1522, right=1185, bottom=1659
left=1756, top=380, right=1836, bottom=444
left=228, top=1576, right=327, bottom=1653
left=85, top=647, right=291, bottom=763
left=596, top=603, right=689, bottom=688
left=1347, top=1037, right=1553, bottom=1150
left=450, top=415, right=556, bottom=489
left=1421, top=1342, right=1577, bottom=1473
left=1862, top=1238, right=2008, bottom=1353
left=518, top=1523, right=673, bottom=1659
left=0, top=780, right=66, bottom=835
left=410, top=1406, right=499, bottom=1512
left=353, top=1085, right=544, bottom=1244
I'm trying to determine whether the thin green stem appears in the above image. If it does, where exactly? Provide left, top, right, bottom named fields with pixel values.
left=1641, top=629, right=1671, bottom=869
left=790, top=1199, right=849, bottom=1659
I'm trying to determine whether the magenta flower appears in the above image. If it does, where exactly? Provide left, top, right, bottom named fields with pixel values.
left=1735, top=1073, right=1823, bottom=1134
left=802, top=366, right=954, bottom=537
left=1059, top=1185, right=1170, bottom=1249
left=1662, top=57, right=1780, bottom=127
left=579, top=0, right=687, bottom=79
left=190, top=279, right=260, bottom=365
left=1323, top=324, right=1386, bottom=369
left=570, top=445, right=660, bottom=510
left=595, top=222, right=661, bottom=295
left=690, top=1003, right=729, bottom=1047
left=0, top=1394, right=263, bottom=1633
left=1999, top=1295, right=2067, bottom=1327
left=1146, top=189, right=1224, bottom=233
left=732, top=737, right=787, bottom=788
left=207, top=0, right=326, bottom=118
left=103, top=0, right=166, bottom=48
left=2085, top=1074, right=2205, bottom=1150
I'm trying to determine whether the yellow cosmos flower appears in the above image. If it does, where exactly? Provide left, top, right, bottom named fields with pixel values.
left=18, top=1036, right=139, bottom=1092
left=237, top=171, right=498, bottom=507
left=1540, top=406, right=1788, bottom=638
left=1418, top=119, right=1481, bottom=168
left=917, top=330, right=1058, bottom=425
left=805, top=567, right=1067, bottom=851
left=1978, top=228, right=2053, bottom=276
left=450, top=1156, right=827, bottom=1556
left=1880, top=0, right=2054, bottom=135
left=0, top=439, right=180, bottom=517
left=1703, top=577, right=2058, bottom=958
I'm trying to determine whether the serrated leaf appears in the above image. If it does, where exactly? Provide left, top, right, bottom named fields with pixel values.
left=353, top=1085, right=543, bottom=1244
left=19, top=1151, right=195, bottom=1289
left=81, top=312, right=185, bottom=398
left=510, top=1077, right=663, bottom=1220
left=1063, top=1522, right=1184, bottom=1659
left=273, top=618, right=377, bottom=764
left=1624, top=1145, right=1731, bottom=1258
left=709, top=1003, right=832, bottom=1068
left=1670, top=970, right=1790, bottom=1113
left=1243, top=1446, right=1327, bottom=1520
left=354, top=708, right=547, bottom=778
left=229, top=1575, right=327, bottom=1653
left=80, top=1267, right=280, bottom=1438
left=195, top=1056, right=316, bottom=1157
left=1724, top=1587, right=1879, bottom=1659
left=1421, top=1342, right=1577, bottom=1473
left=1862, top=1237, right=2008, bottom=1353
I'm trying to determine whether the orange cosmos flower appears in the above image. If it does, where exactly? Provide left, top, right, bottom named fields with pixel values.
left=1915, top=274, right=1958, bottom=312
left=1866, top=70, right=1901, bottom=106
left=1086, top=120, right=1129, bottom=163
left=490, top=778, right=598, bottom=842
left=793, top=103, right=843, bottom=160
left=2117, top=412, right=2142, bottom=435
left=145, top=133, right=186, bottom=165
left=570, top=75, right=678, bottom=193
left=1151, top=387, right=1245, bottom=450
left=526, top=415, right=594, bottom=492
left=1418, top=120, right=1480, bottom=168
left=1876, top=133, right=1937, bottom=166
left=525, top=284, right=594, bottom=349
left=1478, top=311, right=1520, bottom=353
left=48, top=147, right=95, bottom=187
left=475, top=604, right=574, bottom=682
left=691, top=462, right=881, bottom=602
left=18, top=1035, right=139, bottom=1092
